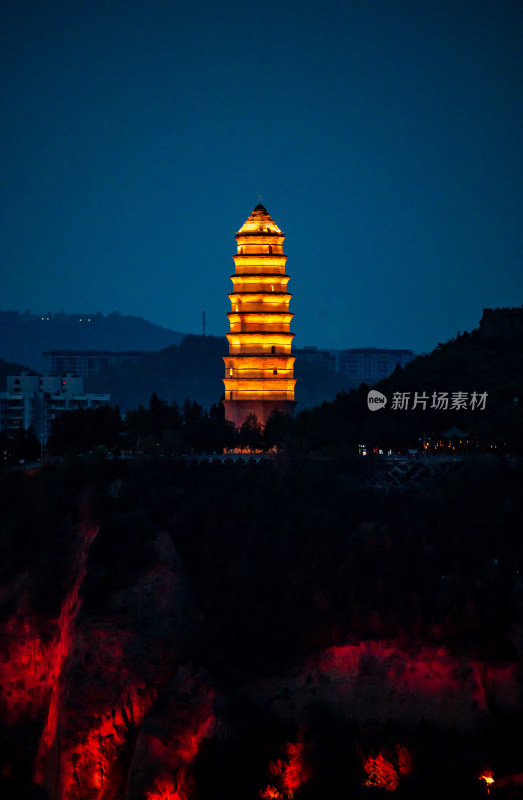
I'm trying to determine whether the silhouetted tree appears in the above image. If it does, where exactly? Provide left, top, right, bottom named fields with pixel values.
left=182, top=398, right=208, bottom=451
left=208, top=401, right=236, bottom=452
left=47, top=406, right=123, bottom=455
left=239, top=413, right=263, bottom=452
left=0, top=426, right=40, bottom=464
left=263, top=409, right=293, bottom=451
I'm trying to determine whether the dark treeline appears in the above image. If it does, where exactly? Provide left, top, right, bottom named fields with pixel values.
left=46, top=394, right=294, bottom=456
left=289, top=329, right=523, bottom=456
left=43, top=328, right=523, bottom=459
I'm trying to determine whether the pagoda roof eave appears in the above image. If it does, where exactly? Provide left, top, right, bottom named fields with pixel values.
left=229, top=288, right=292, bottom=295
left=235, top=231, right=285, bottom=238
left=230, top=271, right=289, bottom=276
left=226, top=331, right=295, bottom=338
left=227, top=310, right=293, bottom=316
left=223, top=353, right=295, bottom=358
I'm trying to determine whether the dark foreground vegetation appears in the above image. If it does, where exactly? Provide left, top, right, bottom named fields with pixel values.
left=2, top=324, right=523, bottom=796
left=1, top=454, right=523, bottom=797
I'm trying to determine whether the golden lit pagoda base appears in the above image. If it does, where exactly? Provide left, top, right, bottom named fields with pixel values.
left=223, top=399, right=297, bottom=428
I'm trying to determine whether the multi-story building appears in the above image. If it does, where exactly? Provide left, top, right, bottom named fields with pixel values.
left=223, top=204, right=297, bottom=427
left=337, top=348, right=416, bottom=381
left=42, top=350, right=147, bottom=378
left=0, top=374, right=110, bottom=443
left=294, top=346, right=416, bottom=384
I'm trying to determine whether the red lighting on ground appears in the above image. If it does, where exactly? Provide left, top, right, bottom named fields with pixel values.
left=396, top=744, right=413, bottom=776
left=260, top=786, right=282, bottom=800
left=479, top=772, right=495, bottom=794
left=145, top=775, right=184, bottom=800
left=260, top=737, right=312, bottom=799
left=363, top=753, right=399, bottom=792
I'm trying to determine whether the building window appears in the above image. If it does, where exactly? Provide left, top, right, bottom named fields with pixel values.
left=273, top=369, right=277, bottom=375
left=229, top=391, right=233, bottom=400
left=271, top=346, right=276, bottom=354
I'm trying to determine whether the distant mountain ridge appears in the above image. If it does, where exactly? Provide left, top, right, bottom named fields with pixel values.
left=0, top=310, right=186, bottom=371
left=0, top=312, right=350, bottom=411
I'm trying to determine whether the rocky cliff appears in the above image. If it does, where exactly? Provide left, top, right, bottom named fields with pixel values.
left=1, top=458, right=523, bottom=798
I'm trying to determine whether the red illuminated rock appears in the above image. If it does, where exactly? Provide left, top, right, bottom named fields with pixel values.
left=248, top=641, right=521, bottom=732
left=363, top=753, right=399, bottom=792
left=260, top=734, right=312, bottom=800
left=0, top=517, right=210, bottom=799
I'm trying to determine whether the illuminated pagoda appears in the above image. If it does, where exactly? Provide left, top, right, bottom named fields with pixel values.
left=223, top=204, right=297, bottom=427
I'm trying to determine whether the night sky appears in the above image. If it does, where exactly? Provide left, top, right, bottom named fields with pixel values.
left=1, top=0, right=521, bottom=353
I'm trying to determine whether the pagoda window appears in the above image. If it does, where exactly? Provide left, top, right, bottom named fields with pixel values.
left=271, top=346, right=276, bottom=354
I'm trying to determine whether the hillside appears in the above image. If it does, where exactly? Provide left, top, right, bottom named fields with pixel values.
left=292, top=325, right=523, bottom=453
left=86, top=334, right=351, bottom=411
left=0, top=310, right=186, bottom=371
left=1, top=456, right=523, bottom=798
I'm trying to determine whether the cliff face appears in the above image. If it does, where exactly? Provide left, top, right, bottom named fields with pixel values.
left=1, top=526, right=520, bottom=799
left=248, top=641, right=521, bottom=733
left=0, top=517, right=214, bottom=800
left=2, top=459, right=523, bottom=798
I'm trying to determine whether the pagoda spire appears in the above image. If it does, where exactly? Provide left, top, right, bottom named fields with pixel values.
left=223, top=205, right=297, bottom=428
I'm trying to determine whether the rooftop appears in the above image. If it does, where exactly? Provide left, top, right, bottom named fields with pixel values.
left=236, top=204, right=283, bottom=236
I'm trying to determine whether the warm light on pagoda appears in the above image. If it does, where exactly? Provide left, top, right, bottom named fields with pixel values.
left=223, top=204, right=297, bottom=427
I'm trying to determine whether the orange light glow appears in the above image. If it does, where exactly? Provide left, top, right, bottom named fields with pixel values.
left=230, top=276, right=290, bottom=291
left=363, top=754, right=399, bottom=793
left=479, top=772, right=495, bottom=793
left=223, top=204, right=297, bottom=427
left=233, top=255, right=287, bottom=271
left=260, top=786, right=282, bottom=800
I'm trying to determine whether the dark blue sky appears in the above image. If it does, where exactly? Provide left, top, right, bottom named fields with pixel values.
left=1, top=0, right=521, bottom=353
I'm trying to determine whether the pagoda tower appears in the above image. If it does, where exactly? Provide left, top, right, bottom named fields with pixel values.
left=223, top=204, right=297, bottom=427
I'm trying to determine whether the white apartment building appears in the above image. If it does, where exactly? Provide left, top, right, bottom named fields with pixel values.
left=0, top=374, right=110, bottom=443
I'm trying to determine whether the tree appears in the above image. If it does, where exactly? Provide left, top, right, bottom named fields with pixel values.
left=208, top=401, right=236, bottom=452
left=182, top=398, right=208, bottom=452
left=47, top=406, right=123, bottom=455
left=239, top=414, right=262, bottom=452
left=263, top=409, right=293, bottom=451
